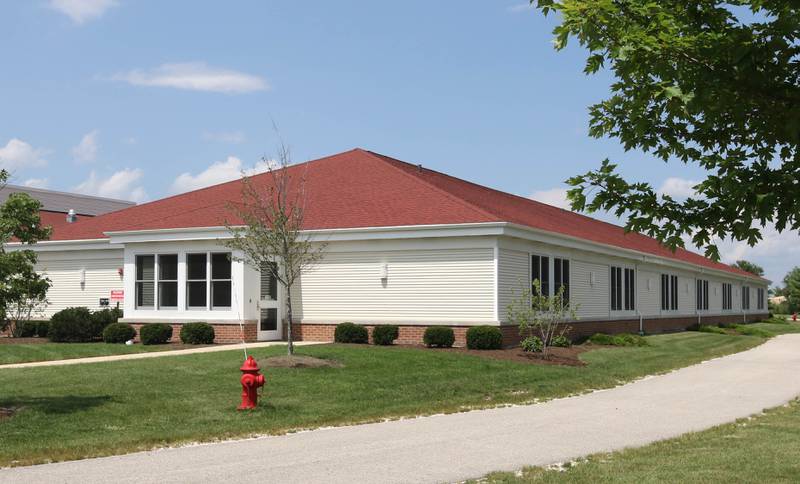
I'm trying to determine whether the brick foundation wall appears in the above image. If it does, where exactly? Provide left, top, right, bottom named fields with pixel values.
left=129, top=322, right=257, bottom=344
left=290, top=313, right=770, bottom=347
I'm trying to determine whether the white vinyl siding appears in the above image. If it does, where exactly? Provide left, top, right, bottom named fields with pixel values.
left=497, top=249, right=529, bottom=323
left=637, top=269, right=660, bottom=315
left=35, top=249, right=124, bottom=317
left=292, top=248, right=496, bottom=323
left=570, top=261, right=608, bottom=319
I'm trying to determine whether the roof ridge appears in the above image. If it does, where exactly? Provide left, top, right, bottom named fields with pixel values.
left=359, top=149, right=500, bottom=222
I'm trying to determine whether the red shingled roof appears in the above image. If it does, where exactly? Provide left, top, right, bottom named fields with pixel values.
left=47, top=148, right=762, bottom=280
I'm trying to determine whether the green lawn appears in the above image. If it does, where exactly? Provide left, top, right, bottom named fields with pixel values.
left=479, top=399, right=800, bottom=483
left=0, top=342, right=193, bottom=365
left=0, top=331, right=768, bottom=467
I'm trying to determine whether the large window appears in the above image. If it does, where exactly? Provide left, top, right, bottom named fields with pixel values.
left=186, top=253, right=207, bottom=309
left=742, top=286, right=751, bottom=310
left=554, top=257, right=570, bottom=305
left=611, top=267, right=635, bottom=311
left=211, top=252, right=232, bottom=309
left=722, top=283, right=732, bottom=310
left=661, top=274, right=678, bottom=311
left=696, top=279, right=709, bottom=311
left=136, top=255, right=155, bottom=309
left=757, top=288, right=765, bottom=310
left=158, top=254, right=178, bottom=309
left=531, top=254, right=550, bottom=297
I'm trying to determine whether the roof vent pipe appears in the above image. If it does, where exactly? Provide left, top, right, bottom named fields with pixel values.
left=66, top=209, right=77, bottom=223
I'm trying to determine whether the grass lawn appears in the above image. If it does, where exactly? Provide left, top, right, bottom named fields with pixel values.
left=0, top=331, right=770, bottom=467
left=478, top=398, right=800, bottom=483
left=0, top=342, right=198, bottom=365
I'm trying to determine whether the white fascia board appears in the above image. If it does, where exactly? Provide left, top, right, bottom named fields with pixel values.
left=105, top=226, right=233, bottom=244
left=4, top=238, right=121, bottom=252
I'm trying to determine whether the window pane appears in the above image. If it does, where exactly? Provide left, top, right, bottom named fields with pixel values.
left=136, top=281, right=154, bottom=308
left=212, top=280, right=232, bottom=308
left=187, top=281, right=206, bottom=308
left=136, top=255, right=154, bottom=280
left=260, top=262, right=278, bottom=301
left=187, top=253, right=207, bottom=280
left=541, top=256, right=550, bottom=297
left=212, top=253, right=231, bottom=280
left=611, top=267, right=618, bottom=311
left=159, top=254, right=178, bottom=280
left=260, top=308, right=277, bottom=331
left=531, top=255, right=540, bottom=293
left=562, top=260, right=569, bottom=305
left=159, top=281, right=178, bottom=308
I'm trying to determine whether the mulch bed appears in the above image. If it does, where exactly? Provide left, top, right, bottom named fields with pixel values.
left=259, top=355, right=344, bottom=369
left=0, top=337, right=45, bottom=345
left=0, top=407, right=17, bottom=420
left=395, top=344, right=593, bottom=367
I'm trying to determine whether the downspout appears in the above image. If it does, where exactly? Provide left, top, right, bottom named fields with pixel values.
left=636, top=263, right=643, bottom=335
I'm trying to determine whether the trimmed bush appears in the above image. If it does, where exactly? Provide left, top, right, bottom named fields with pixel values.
left=588, top=332, right=649, bottom=347
left=180, top=322, right=215, bottom=344
left=521, top=335, right=543, bottom=353
left=551, top=335, right=571, bottom=348
left=36, top=320, right=50, bottom=338
left=140, top=323, right=173, bottom=345
left=18, top=321, right=37, bottom=338
left=372, top=325, right=399, bottom=346
left=423, top=326, right=455, bottom=348
left=466, top=325, right=502, bottom=350
left=49, top=307, right=94, bottom=342
left=103, top=323, right=136, bottom=344
left=334, top=322, right=369, bottom=344
left=90, top=308, right=123, bottom=339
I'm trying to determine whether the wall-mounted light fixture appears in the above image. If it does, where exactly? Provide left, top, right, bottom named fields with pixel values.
left=79, top=268, right=86, bottom=286
left=380, top=263, right=388, bottom=280
left=589, top=272, right=595, bottom=287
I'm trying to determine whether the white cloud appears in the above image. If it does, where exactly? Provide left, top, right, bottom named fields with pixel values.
left=110, top=62, right=269, bottom=94
left=0, top=138, right=48, bottom=171
left=170, top=156, right=276, bottom=193
left=658, top=177, right=699, bottom=199
left=507, top=3, right=534, bottom=13
left=74, top=169, right=147, bottom=202
left=530, top=188, right=572, bottom=210
left=48, top=0, right=118, bottom=25
left=72, top=129, right=99, bottom=163
left=203, top=131, right=246, bottom=144
left=23, top=178, right=49, bottom=189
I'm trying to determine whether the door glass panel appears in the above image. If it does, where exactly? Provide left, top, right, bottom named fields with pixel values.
left=260, top=308, right=277, bottom=331
left=260, top=262, right=277, bottom=301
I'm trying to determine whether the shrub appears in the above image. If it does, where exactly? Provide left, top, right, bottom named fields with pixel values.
left=466, top=325, right=503, bottom=350
left=17, top=321, right=37, bottom=338
left=180, top=322, right=215, bottom=344
left=551, top=334, right=571, bottom=347
left=334, top=322, right=369, bottom=344
left=423, top=326, right=455, bottom=348
left=49, top=307, right=94, bottom=342
left=372, top=325, right=399, bottom=346
left=588, top=333, right=648, bottom=347
left=36, top=320, right=50, bottom=338
left=696, top=325, right=727, bottom=335
left=103, top=323, right=136, bottom=344
left=521, top=335, right=543, bottom=353
left=140, top=323, right=173, bottom=345
left=90, top=308, right=123, bottom=339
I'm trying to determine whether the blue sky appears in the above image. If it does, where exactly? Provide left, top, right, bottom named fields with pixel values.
left=1, top=0, right=796, bottom=284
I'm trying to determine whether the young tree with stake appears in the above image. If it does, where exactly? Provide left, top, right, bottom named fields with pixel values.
left=224, top=144, right=326, bottom=356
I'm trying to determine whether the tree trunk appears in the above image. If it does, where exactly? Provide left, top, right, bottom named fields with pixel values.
left=285, top=284, right=294, bottom=356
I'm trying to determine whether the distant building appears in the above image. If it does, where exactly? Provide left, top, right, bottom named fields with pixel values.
left=769, top=295, right=787, bottom=305
left=0, top=184, right=135, bottom=229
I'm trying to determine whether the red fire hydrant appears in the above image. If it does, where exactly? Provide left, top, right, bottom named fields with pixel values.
left=793, top=313, right=797, bottom=322
left=238, top=355, right=265, bottom=410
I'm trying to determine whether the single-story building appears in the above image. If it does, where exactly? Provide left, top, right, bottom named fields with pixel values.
left=10, top=149, right=769, bottom=345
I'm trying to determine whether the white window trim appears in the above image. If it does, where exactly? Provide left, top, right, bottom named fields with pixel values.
left=528, top=250, right=570, bottom=299
left=660, top=273, right=679, bottom=313
left=610, top=264, right=636, bottom=315
left=157, top=254, right=179, bottom=310
left=695, top=278, right=710, bottom=313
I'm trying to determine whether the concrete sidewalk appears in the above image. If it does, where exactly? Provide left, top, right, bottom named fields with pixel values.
left=4, top=334, right=800, bottom=484
left=0, top=341, right=322, bottom=369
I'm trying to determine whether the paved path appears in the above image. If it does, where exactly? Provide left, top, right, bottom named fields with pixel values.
left=4, top=334, right=800, bottom=484
left=0, top=341, right=321, bottom=369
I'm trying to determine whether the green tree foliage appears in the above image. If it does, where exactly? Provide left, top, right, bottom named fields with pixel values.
left=0, top=170, right=52, bottom=334
left=507, top=279, right=577, bottom=358
left=732, top=259, right=765, bottom=277
left=534, top=0, right=800, bottom=260
left=782, top=267, right=800, bottom=313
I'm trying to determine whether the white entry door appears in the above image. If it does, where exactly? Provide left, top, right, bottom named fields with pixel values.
left=257, top=262, right=282, bottom=341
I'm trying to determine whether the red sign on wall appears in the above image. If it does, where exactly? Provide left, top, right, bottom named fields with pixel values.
left=110, top=290, right=124, bottom=301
